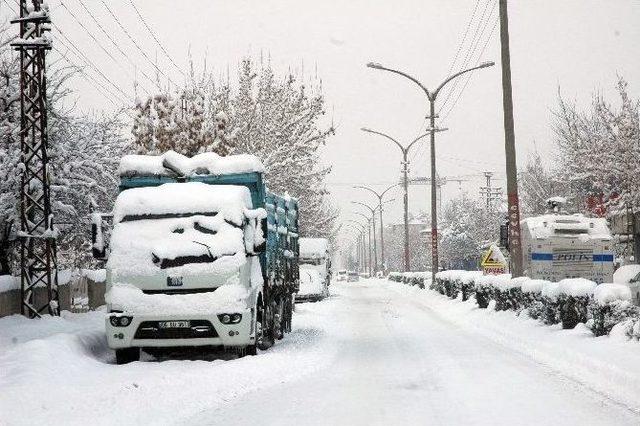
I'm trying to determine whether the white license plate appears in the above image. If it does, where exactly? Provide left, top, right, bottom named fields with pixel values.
left=158, top=320, right=190, bottom=329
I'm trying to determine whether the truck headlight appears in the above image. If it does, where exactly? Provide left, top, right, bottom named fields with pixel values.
left=110, top=315, right=133, bottom=327
left=218, top=313, right=242, bottom=324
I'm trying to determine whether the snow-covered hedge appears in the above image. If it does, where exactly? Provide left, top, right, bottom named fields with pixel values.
left=391, top=270, right=640, bottom=339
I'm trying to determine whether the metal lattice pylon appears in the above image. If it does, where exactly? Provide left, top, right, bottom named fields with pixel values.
left=11, top=0, right=59, bottom=317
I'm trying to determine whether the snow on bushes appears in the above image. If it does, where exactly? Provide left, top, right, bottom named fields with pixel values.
left=590, top=284, right=638, bottom=337
left=391, top=270, right=640, bottom=339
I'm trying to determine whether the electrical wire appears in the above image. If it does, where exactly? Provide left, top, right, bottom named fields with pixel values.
left=440, top=16, right=499, bottom=123
left=445, top=0, right=481, bottom=77
left=126, top=0, right=185, bottom=78
left=72, top=0, right=160, bottom=94
left=438, top=0, right=497, bottom=114
left=58, top=0, right=141, bottom=100
left=99, top=0, right=178, bottom=89
left=52, top=23, right=134, bottom=105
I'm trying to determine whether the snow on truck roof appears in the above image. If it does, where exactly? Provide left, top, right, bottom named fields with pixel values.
left=119, top=150, right=265, bottom=177
left=521, top=214, right=612, bottom=240
left=299, top=238, right=329, bottom=258
left=112, top=182, right=253, bottom=225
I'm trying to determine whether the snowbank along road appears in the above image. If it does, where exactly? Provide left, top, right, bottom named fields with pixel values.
left=1, top=279, right=639, bottom=426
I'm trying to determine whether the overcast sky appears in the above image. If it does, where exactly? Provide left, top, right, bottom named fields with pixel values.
left=2, top=0, right=639, bottom=248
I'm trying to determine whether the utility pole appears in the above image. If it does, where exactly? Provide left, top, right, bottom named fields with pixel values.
left=479, top=171, right=503, bottom=209
left=361, top=128, right=429, bottom=272
left=12, top=0, right=59, bottom=317
left=499, top=0, right=523, bottom=276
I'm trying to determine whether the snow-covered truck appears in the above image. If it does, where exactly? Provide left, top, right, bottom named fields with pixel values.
left=521, top=201, right=614, bottom=283
left=296, top=237, right=331, bottom=302
left=92, top=151, right=299, bottom=363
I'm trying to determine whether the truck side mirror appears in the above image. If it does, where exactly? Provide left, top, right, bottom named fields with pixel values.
left=253, top=217, right=267, bottom=254
left=91, top=213, right=109, bottom=260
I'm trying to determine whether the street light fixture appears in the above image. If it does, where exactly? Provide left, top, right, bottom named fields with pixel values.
left=353, top=183, right=398, bottom=273
left=367, top=60, right=495, bottom=283
left=361, top=127, right=430, bottom=272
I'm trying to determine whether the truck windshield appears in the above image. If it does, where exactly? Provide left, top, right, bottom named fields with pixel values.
left=108, top=213, right=246, bottom=275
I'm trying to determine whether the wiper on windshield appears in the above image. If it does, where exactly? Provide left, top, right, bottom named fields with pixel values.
left=120, top=211, right=218, bottom=222
left=119, top=211, right=244, bottom=228
left=152, top=240, right=236, bottom=269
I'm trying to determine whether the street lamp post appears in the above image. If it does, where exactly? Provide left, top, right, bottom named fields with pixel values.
left=345, top=228, right=360, bottom=271
left=352, top=201, right=379, bottom=272
left=353, top=183, right=398, bottom=274
left=354, top=211, right=374, bottom=276
left=367, top=60, right=495, bottom=283
left=346, top=219, right=368, bottom=273
left=361, top=128, right=429, bottom=272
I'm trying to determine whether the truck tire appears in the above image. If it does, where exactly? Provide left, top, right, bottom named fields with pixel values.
left=245, top=344, right=257, bottom=356
left=115, top=347, right=140, bottom=365
left=256, top=301, right=274, bottom=351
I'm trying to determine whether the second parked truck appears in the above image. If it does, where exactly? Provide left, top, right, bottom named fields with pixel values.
left=92, top=151, right=299, bottom=363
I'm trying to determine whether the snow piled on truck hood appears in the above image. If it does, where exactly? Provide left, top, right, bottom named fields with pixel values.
left=118, top=150, right=264, bottom=177
left=108, top=183, right=252, bottom=277
left=112, top=182, right=252, bottom=225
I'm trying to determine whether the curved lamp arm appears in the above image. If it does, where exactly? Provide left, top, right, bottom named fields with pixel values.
left=433, top=61, right=495, bottom=99
left=351, top=201, right=376, bottom=214
left=406, top=132, right=431, bottom=152
left=361, top=127, right=406, bottom=154
left=367, top=62, right=432, bottom=99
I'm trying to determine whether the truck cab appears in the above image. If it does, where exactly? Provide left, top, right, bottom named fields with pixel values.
left=93, top=151, right=299, bottom=363
left=297, top=238, right=331, bottom=302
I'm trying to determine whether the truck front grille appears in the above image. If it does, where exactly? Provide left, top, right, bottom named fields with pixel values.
left=134, top=320, right=218, bottom=339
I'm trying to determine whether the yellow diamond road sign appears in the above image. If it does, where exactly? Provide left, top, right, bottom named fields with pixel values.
left=481, top=245, right=507, bottom=273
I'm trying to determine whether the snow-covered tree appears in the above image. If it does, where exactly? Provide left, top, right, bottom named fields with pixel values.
left=0, top=24, right=19, bottom=275
left=554, top=78, right=640, bottom=214
left=0, top=21, right=132, bottom=272
left=131, top=57, right=339, bottom=243
left=50, top=114, right=130, bottom=269
left=519, top=150, right=564, bottom=215
left=439, top=195, right=504, bottom=270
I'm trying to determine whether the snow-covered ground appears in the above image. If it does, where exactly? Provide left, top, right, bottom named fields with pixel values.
left=1, top=279, right=639, bottom=425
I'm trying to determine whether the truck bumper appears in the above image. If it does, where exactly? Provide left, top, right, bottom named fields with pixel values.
left=106, top=310, right=254, bottom=349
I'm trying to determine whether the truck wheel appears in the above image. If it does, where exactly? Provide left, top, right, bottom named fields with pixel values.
left=256, top=302, right=274, bottom=350
left=245, top=344, right=257, bottom=356
left=115, top=347, right=140, bottom=365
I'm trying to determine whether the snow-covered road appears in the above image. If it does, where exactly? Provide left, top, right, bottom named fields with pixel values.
left=1, top=278, right=639, bottom=426
left=188, top=280, right=639, bottom=426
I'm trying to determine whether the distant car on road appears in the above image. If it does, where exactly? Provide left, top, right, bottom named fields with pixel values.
left=613, top=264, right=640, bottom=305
left=347, top=271, right=360, bottom=282
left=336, top=270, right=347, bottom=282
